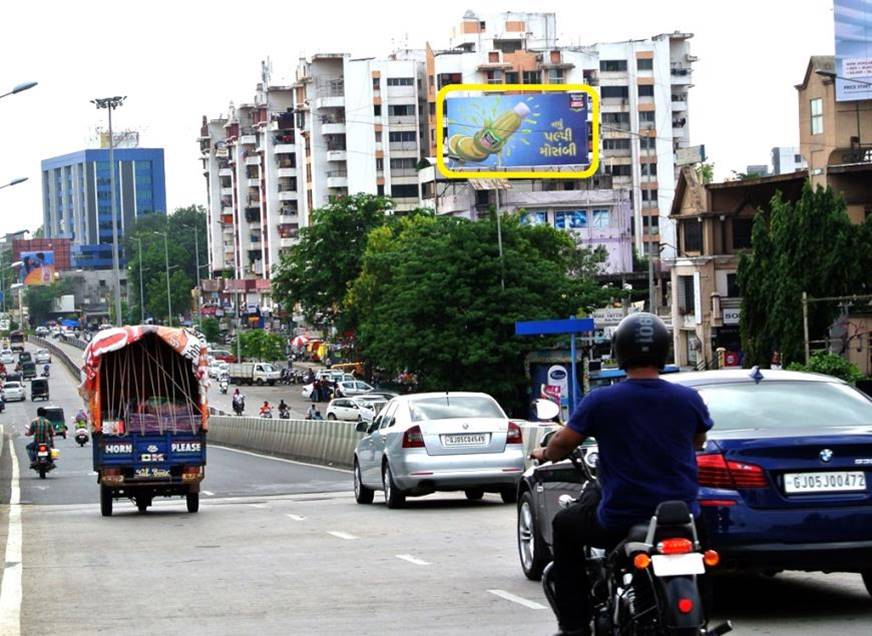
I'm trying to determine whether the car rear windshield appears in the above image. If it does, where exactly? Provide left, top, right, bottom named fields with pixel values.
left=409, top=396, right=505, bottom=421
left=697, top=381, right=872, bottom=431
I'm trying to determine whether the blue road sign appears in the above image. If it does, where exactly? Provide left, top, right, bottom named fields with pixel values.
left=514, top=317, right=594, bottom=336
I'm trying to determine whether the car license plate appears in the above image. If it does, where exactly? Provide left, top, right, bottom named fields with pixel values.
left=651, top=553, right=705, bottom=577
left=442, top=433, right=489, bottom=447
left=783, top=471, right=866, bottom=494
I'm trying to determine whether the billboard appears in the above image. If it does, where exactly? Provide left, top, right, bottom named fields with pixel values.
left=436, top=84, right=598, bottom=179
left=834, top=0, right=872, bottom=101
left=20, top=250, right=55, bottom=286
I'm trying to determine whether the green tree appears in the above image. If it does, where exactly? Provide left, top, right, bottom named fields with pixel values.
left=696, top=162, right=714, bottom=184
left=786, top=352, right=865, bottom=385
left=144, top=270, right=192, bottom=325
left=271, top=194, right=396, bottom=330
left=200, top=317, right=220, bottom=343
left=350, top=214, right=610, bottom=413
left=235, top=329, right=284, bottom=362
left=738, top=182, right=864, bottom=366
left=24, top=279, right=74, bottom=326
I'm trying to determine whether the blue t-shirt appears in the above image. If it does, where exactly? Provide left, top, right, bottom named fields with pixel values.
left=567, top=378, right=713, bottom=531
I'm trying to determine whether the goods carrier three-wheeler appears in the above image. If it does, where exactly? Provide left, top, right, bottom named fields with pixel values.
left=81, top=326, right=210, bottom=517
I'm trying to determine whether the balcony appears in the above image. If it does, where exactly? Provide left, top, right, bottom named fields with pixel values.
left=277, top=167, right=297, bottom=178
left=278, top=190, right=297, bottom=201
left=218, top=167, right=233, bottom=177
left=388, top=115, right=417, bottom=127
left=201, top=279, right=224, bottom=292
left=389, top=142, right=418, bottom=155
left=321, top=122, right=346, bottom=135
left=240, top=134, right=257, bottom=145
left=275, top=144, right=296, bottom=154
left=278, top=223, right=299, bottom=239
left=280, top=237, right=297, bottom=248
left=244, top=207, right=261, bottom=223
left=315, top=95, right=344, bottom=110
left=221, top=187, right=234, bottom=196
left=221, top=214, right=233, bottom=225
left=271, top=112, right=295, bottom=131
left=245, top=178, right=258, bottom=188
left=245, top=155, right=260, bottom=166
left=326, top=171, right=348, bottom=188
left=326, top=149, right=347, bottom=162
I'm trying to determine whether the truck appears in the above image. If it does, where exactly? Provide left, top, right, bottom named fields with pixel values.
left=82, top=325, right=209, bottom=517
left=227, top=362, right=281, bottom=386
left=9, top=330, right=25, bottom=353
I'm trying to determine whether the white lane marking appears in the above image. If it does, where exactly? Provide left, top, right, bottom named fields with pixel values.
left=395, top=554, right=430, bottom=566
left=487, top=589, right=547, bottom=610
left=286, top=514, right=306, bottom=521
left=210, top=444, right=352, bottom=474
left=0, top=428, right=23, bottom=635
left=202, top=490, right=215, bottom=496
left=326, top=531, right=357, bottom=540
left=248, top=503, right=268, bottom=509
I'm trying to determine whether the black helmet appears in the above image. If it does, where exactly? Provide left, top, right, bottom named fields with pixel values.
left=612, top=312, right=670, bottom=370
left=36, top=406, right=46, bottom=417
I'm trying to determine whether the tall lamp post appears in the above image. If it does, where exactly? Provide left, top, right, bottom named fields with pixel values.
left=153, top=231, right=172, bottom=326
left=0, top=81, right=37, bottom=100
left=131, top=236, right=146, bottom=324
left=91, top=95, right=127, bottom=327
left=0, top=177, right=27, bottom=191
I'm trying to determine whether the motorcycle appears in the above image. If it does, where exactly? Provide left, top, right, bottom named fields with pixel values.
left=534, top=403, right=731, bottom=636
left=259, top=407, right=273, bottom=419
left=75, top=427, right=89, bottom=447
left=42, top=365, right=50, bottom=378
left=232, top=395, right=245, bottom=416
left=278, top=405, right=290, bottom=419
left=219, top=379, right=229, bottom=394
left=32, top=443, right=57, bottom=479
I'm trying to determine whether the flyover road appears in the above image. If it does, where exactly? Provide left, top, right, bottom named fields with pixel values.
left=0, top=344, right=871, bottom=633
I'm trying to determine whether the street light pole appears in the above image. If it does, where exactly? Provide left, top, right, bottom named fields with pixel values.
left=0, top=81, right=38, bottom=100
left=0, top=177, right=27, bottom=191
left=132, top=236, right=145, bottom=323
left=92, top=96, right=127, bottom=327
left=154, top=231, right=172, bottom=326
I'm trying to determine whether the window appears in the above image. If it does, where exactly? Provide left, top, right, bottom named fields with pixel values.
left=591, top=209, right=610, bottom=228
left=547, top=68, right=564, bottom=84
left=520, top=211, right=547, bottom=226
left=683, top=220, right=702, bottom=253
left=408, top=396, right=504, bottom=421
left=641, top=162, right=657, bottom=176
left=391, top=184, right=418, bottom=198
left=373, top=104, right=381, bottom=117
left=601, top=86, right=629, bottom=99
left=642, top=188, right=658, bottom=201
left=475, top=190, right=490, bottom=205
left=605, top=164, right=632, bottom=176
left=386, top=77, right=414, bottom=86
left=637, top=58, right=654, bottom=71
left=375, top=131, right=382, bottom=142
left=375, top=158, right=384, bottom=171
left=599, top=60, right=628, bottom=72
left=794, top=154, right=803, bottom=163
left=640, top=136, right=656, bottom=151
left=388, top=131, right=416, bottom=142
left=372, top=77, right=379, bottom=89
left=603, top=138, right=630, bottom=150
left=726, top=273, right=740, bottom=298
left=505, top=71, right=519, bottom=84
left=679, top=275, right=695, bottom=314
left=638, top=85, right=654, bottom=98
left=376, top=184, right=384, bottom=196
left=523, top=70, right=540, bottom=84
left=555, top=210, right=587, bottom=229
left=388, top=104, right=413, bottom=116
left=732, top=218, right=753, bottom=249
left=810, top=98, right=823, bottom=134
left=390, top=158, right=416, bottom=170
left=639, top=111, right=656, bottom=123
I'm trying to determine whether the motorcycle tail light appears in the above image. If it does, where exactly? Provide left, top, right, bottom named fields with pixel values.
left=677, top=598, right=694, bottom=614
left=703, top=550, right=720, bottom=567
left=402, top=425, right=425, bottom=449
left=656, top=538, right=693, bottom=555
left=632, top=553, right=651, bottom=570
left=506, top=422, right=523, bottom=445
left=38, top=445, right=47, bottom=452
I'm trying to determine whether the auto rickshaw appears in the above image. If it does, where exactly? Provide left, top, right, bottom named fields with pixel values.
left=30, top=378, right=49, bottom=401
left=22, top=361, right=36, bottom=380
left=43, top=405, right=67, bottom=439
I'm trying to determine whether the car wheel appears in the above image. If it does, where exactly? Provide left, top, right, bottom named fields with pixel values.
left=465, top=489, right=484, bottom=501
left=354, top=460, right=374, bottom=504
left=518, top=490, right=549, bottom=581
left=500, top=485, right=518, bottom=504
left=327, top=413, right=336, bottom=420
left=382, top=463, right=405, bottom=509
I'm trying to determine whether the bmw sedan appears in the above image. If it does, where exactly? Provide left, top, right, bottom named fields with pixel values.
left=516, top=368, right=872, bottom=593
left=353, top=392, right=525, bottom=508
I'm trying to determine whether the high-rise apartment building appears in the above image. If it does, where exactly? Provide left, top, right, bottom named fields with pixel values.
left=199, top=54, right=427, bottom=309
left=420, top=11, right=694, bottom=261
left=41, top=148, right=166, bottom=269
left=771, top=146, right=807, bottom=174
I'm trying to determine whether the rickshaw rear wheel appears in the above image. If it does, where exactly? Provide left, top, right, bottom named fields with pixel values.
left=186, top=491, right=199, bottom=513
left=100, top=487, right=113, bottom=517
left=136, top=496, right=149, bottom=512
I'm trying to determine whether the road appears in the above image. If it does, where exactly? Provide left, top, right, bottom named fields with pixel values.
left=1, top=342, right=872, bottom=633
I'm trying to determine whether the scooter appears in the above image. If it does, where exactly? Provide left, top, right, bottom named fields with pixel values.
left=259, top=408, right=273, bottom=419
left=42, top=365, right=50, bottom=378
left=232, top=396, right=245, bottom=416
left=75, top=427, right=89, bottom=447
left=32, top=444, right=57, bottom=479
left=219, top=379, right=229, bottom=394
left=278, top=405, right=290, bottom=419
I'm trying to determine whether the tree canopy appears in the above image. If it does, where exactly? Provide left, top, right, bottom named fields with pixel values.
left=234, top=328, right=284, bottom=362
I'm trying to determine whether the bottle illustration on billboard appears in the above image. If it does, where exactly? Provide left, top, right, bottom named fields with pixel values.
left=447, top=102, right=531, bottom=162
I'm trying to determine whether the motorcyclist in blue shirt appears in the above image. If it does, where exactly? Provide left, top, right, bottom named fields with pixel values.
left=531, top=312, right=713, bottom=635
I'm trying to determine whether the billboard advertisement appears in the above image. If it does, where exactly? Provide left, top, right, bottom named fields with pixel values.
left=20, top=250, right=55, bottom=286
left=436, top=84, right=598, bottom=179
left=834, top=0, right=872, bottom=101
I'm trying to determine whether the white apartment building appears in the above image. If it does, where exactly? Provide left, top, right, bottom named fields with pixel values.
left=199, top=53, right=428, bottom=308
left=420, top=11, right=696, bottom=263
left=771, top=146, right=807, bottom=174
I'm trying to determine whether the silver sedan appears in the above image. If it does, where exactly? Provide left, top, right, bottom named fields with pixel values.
left=353, top=392, right=525, bottom=508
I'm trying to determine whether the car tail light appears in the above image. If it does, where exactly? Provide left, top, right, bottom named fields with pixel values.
left=697, top=453, right=768, bottom=489
left=656, top=538, right=693, bottom=555
left=507, top=422, right=523, bottom=445
left=402, top=425, right=425, bottom=449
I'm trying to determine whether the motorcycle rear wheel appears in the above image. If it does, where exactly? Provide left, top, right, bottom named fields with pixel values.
left=38, top=465, right=46, bottom=479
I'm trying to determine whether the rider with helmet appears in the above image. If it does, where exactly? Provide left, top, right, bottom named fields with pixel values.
left=530, top=312, right=713, bottom=635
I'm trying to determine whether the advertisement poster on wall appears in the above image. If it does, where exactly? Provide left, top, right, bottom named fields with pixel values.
left=20, top=250, right=55, bottom=286
left=834, top=0, right=872, bottom=101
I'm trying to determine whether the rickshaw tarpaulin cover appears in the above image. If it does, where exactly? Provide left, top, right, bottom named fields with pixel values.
left=80, top=325, right=209, bottom=432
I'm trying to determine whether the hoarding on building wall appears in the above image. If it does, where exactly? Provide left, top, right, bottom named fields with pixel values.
left=834, top=0, right=872, bottom=101
left=20, top=251, right=55, bottom=286
left=436, top=85, right=599, bottom=179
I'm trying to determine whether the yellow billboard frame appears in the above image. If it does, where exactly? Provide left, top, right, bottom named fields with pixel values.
left=435, top=83, right=599, bottom=180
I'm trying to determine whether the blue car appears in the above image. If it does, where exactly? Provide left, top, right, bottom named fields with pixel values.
left=516, top=368, right=872, bottom=595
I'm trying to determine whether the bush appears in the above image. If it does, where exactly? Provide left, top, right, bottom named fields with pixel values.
left=786, top=352, right=864, bottom=385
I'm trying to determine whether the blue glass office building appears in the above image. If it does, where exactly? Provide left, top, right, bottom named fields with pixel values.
left=41, top=148, right=166, bottom=269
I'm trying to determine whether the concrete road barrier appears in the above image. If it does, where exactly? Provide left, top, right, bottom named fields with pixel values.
left=29, top=335, right=83, bottom=383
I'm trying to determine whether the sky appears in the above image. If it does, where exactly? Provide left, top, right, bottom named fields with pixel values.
left=0, top=0, right=836, bottom=236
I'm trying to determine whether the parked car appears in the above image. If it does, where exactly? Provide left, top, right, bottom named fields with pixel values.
left=34, top=349, right=51, bottom=365
left=515, top=368, right=872, bottom=591
left=211, top=349, right=237, bottom=363
left=316, top=369, right=354, bottom=383
left=2, top=381, right=25, bottom=402
left=34, top=326, right=49, bottom=337
left=326, top=397, right=380, bottom=423
left=354, top=394, right=389, bottom=415
left=208, top=360, right=229, bottom=378
left=335, top=380, right=374, bottom=398
left=352, top=392, right=525, bottom=507
left=0, top=349, right=14, bottom=365
left=365, top=390, right=400, bottom=400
